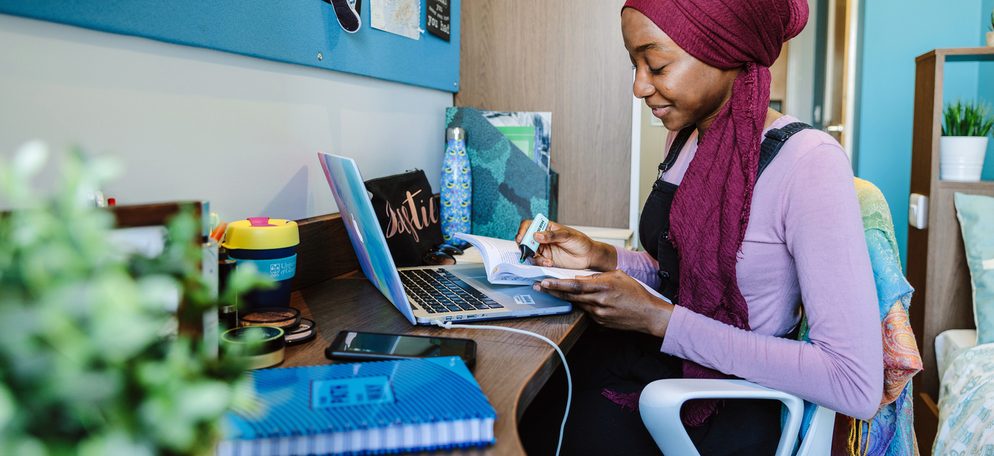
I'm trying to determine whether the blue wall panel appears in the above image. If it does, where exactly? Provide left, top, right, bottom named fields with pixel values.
left=855, top=0, right=988, bottom=266
left=979, top=0, right=994, bottom=180
left=0, top=0, right=460, bottom=93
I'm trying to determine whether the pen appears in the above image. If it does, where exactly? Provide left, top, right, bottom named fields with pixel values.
left=519, top=213, right=550, bottom=263
left=210, top=222, right=228, bottom=243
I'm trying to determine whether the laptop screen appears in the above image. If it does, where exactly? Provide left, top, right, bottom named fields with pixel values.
left=317, top=153, right=415, bottom=324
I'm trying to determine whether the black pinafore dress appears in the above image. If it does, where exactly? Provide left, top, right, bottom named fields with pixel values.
left=638, top=122, right=813, bottom=301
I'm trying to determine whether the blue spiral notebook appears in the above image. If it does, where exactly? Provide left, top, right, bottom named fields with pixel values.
left=218, top=357, right=496, bottom=455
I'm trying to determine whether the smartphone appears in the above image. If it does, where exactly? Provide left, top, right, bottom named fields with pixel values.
left=325, top=330, right=477, bottom=371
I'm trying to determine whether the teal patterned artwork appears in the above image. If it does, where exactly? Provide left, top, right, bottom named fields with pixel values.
left=445, top=107, right=550, bottom=240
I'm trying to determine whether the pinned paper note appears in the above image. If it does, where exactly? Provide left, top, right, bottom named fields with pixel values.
left=983, top=258, right=994, bottom=270
left=370, top=0, right=421, bottom=40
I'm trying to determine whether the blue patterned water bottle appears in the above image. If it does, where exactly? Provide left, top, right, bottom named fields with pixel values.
left=441, top=127, right=471, bottom=247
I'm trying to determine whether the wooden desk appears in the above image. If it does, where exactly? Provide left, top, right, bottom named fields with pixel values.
left=282, top=273, right=589, bottom=455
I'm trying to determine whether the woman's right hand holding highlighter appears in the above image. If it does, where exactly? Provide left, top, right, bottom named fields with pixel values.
left=514, top=219, right=618, bottom=272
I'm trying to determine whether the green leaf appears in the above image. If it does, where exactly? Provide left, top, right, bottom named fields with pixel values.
left=943, top=99, right=994, bottom=137
left=79, top=431, right=155, bottom=456
left=221, top=265, right=275, bottom=306
left=11, top=141, right=47, bottom=180
left=177, top=381, right=233, bottom=421
left=0, top=386, right=13, bottom=429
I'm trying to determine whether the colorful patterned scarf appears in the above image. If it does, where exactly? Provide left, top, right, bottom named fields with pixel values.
left=839, top=179, right=921, bottom=455
left=793, top=179, right=921, bottom=455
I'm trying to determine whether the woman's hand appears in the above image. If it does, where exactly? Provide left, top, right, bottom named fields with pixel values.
left=515, top=220, right=617, bottom=271
left=534, top=270, right=673, bottom=338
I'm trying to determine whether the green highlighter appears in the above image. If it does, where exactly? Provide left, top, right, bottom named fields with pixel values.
left=518, top=213, right=550, bottom=263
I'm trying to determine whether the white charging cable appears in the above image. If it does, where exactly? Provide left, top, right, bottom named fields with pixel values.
left=430, top=320, right=572, bottom=456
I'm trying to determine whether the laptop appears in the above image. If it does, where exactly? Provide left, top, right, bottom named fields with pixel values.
left=318, top=153, right=572, bottom=325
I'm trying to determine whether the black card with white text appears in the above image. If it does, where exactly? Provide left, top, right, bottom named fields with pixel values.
left=426, top=0, right=450, bottom=41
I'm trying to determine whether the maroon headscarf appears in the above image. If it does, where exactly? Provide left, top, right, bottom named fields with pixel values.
left=623, top=0, right=808, bottom=426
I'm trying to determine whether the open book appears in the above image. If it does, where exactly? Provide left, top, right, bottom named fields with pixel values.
left=454, top=233, right=597, bottom=285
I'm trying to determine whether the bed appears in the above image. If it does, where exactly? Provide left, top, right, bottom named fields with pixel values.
left=934, top=329, right=978, bottom=381
left=905, top=182, right=994, bottom=452
left=919, top=191, right=994, bottom=454
left=932, top=329, right=994, bottom=454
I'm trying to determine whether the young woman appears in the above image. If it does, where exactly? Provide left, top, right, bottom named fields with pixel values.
left=518, top=0, right=883, bottom=453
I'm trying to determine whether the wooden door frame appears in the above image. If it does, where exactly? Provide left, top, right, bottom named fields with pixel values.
left=823, top=0, right=861, bottom=159
left=629, top=83, right=642, bottom=244
left=842, top=0, right=860, bottom=159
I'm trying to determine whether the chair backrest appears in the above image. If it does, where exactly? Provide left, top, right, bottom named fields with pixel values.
left=639, top=378, right=836, bottom=456
left=640, top=179, right=907, bottom=456
left=796, top=405, right=836, bottom=455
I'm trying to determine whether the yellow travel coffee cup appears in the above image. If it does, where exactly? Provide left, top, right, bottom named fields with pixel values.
left=222, top=217, right=299, bottom=308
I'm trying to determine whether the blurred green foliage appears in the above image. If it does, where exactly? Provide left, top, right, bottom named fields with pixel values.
left=0, top=142, right=271, bottom=455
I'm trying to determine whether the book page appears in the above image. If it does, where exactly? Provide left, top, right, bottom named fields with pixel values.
left=454, top=233, right=521, bottom=279
left=496, top=264, right=671, bottom=304
left=636, top=278, right=672, bottom=304
left=492, top=262, right=597, bottom=285
left=455, top=233, right=598, bottom=285
left=456, top=232, right=672, bottom=302
left=540, top=266, right=598, bottom=280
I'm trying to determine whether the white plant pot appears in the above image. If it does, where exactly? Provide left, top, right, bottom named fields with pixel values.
left=988, top=31, right=994, bottom=48
left=940, top=136, right=989, bottom=182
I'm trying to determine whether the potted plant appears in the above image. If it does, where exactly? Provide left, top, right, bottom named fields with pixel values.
left=0, top=142, right=271, bottom=454
left=940, top=100, right=994, bottom=181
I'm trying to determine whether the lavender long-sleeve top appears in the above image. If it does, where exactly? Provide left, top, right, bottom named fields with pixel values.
left=618, top=115, right=884, bottom=419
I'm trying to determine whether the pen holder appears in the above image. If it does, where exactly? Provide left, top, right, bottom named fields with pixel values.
left=222, top=217, right=299, bottom=309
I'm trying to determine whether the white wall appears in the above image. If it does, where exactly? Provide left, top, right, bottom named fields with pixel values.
left=785, top=0, right=818, bottom=124
left=0, top=14, right=452, bottom=221
left=633, top=103, right=669, bottom=249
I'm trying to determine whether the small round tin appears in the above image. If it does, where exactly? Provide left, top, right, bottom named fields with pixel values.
left=285, top=318, right=316, bottom=345
left=239, top=307, right=301, bottom=330
left=221, top=326, right=286, bottom=369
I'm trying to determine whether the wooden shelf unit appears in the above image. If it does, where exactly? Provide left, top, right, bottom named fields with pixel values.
left=907, top=47, right=994, bottom=450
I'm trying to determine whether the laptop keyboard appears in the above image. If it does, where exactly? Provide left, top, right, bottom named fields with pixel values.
left=399, top=268, right=504, bottom=314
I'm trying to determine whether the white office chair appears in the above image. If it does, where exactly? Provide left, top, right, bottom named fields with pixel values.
left=639, top=378, right=836, bottom=456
